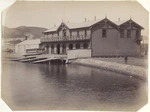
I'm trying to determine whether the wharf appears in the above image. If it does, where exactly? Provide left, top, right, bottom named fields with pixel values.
left=10, top=56, right=36, bottom=61
left=32, top=58, right=58, bottom=64
left=11, top=54, right=67, bottom=64
left=20, top=57, right=47, bottom=62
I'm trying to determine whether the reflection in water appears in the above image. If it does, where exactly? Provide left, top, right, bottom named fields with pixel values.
left=2, top=61, right=147, bottom=111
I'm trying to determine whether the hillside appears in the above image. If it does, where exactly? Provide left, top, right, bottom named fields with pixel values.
left=2, top=26, right=48, bottom=44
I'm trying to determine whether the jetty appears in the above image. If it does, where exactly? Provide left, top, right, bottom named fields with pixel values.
left=10, top=56, right=36, bottom=61
left=19, top=57, right=47, bottom=62
left=11, top=54, right=67, bottom=64
left=32, top=57, right=67, bottom=64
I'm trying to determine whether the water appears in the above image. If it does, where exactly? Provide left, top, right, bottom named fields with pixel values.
left=1, top=60, right=147, bottom=111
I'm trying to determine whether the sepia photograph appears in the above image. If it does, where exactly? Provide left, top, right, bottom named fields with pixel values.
left=1, top=1, right=149, bottom=111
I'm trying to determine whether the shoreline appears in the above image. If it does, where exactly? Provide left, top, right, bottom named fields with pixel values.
left=71, top=58, right=147, bottom=80
left=3, top=52, right=147, bottom=80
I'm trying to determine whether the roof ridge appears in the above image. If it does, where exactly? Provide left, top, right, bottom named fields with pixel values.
left=64, top=18, right=102, bottom=25
left=43, top=18, right=143, bottom=33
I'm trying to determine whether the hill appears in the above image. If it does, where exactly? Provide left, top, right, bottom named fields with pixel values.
left=2, top=26, right=48, bottom=44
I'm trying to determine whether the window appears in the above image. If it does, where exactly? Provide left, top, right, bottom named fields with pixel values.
left=102, top=29, right=107, bottom=37
left=77, top=30, right=79, bottom=37
left=85, top=29, right=87, bottom=37
left=127, top=30, right=131, bottom=38
left=83, top=43, right=88, bottom=49
left=120, top=29, right=124, bottom=38
left=136, top=30, right=139, bottom=38
left=63, top=29, right=66, bottom=37
left=69, top=44, right=73, bottom=50
left=76, top=43, right=80, bottom=49
left=56, top=44, right=60, bottom=54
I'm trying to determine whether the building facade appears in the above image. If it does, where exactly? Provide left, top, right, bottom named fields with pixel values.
left=40, top=17, right=143, bottom=57
left=15, top=39, right=41, bottom=54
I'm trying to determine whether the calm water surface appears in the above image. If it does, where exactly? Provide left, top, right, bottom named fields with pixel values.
left=2, top=60, right=147, bottom=111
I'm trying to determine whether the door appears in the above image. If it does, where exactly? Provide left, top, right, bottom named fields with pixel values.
left=57, top=44, right=60, bottom=54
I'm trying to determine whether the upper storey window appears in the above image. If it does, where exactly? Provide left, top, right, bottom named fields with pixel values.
left=77, top=30, right=79, bottom=37
left=120, top=29, right=125, bottom=38
left=127, top=30, right=131, bottom=38
left=63, top=29, right=66, bottom=37
left=102, top=29, right=107, bottom=37
left=85, top=29, right=87, bottom=37
left=136, top=30, right=139, bottom=38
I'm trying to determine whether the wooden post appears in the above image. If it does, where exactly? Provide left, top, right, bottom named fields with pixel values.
left=66, top=44, right=69, bottom=54
left=60, top=44, right=63, bottom=54
left=49, top=44, right=51, bottom=54
left=54, top=45, right=57, bottom=54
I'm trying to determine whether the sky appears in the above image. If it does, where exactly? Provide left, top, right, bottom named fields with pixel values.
left=2, top=1, right=149, bottom=37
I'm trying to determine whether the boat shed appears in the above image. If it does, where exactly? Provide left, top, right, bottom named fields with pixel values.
left=15, top=39, right=41, bottom=54
left=40, top=17, right=144, bottom=58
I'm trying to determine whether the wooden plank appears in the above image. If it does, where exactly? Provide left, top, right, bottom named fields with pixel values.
left=19, top=57, right=47, bottom=62
left=10, top=56, right=36, bottom=61
left=32, top=58, right=58, bottom=64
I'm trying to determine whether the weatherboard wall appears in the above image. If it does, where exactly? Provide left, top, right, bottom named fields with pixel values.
left=91, top=27, right=141, bottom=57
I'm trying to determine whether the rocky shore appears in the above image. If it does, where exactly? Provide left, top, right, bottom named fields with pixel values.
left=71, top=58, right=147, bottom=80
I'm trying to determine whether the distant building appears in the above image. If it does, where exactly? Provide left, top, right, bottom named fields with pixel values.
left=140, top=35, right=148, bottom=55
left=40, top=17, right=144, bottom=57
left=15, top=39, right=41, bottom=54
left=2, top=42, right=15, bottom=52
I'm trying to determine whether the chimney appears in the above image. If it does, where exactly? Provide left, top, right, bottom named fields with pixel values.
left=118, top=18, right=120, bottom=22
left=85, top=18, right=87, bottom=22
left=94, top=16, right=96, bottom=20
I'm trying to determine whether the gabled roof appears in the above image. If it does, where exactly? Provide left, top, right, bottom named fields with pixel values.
left=17, top=39, right=41, bottom=45
left=43, top=18, right=144, bottom=33
left=43, top=19, right=103, bottom=33
left=119, top=19, right=144, bottom=29
left=91, top=18, right=119, bottom=29
left=65, top=19, right=101, bottom=29
left=43, top=26, right=58, bottom=33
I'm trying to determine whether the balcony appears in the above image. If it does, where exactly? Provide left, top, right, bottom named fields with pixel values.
left=135, top=36, right=143, bottom=42
left=135, top=36, right=143, bottom=45
left=41, top=35, right=90, bottom=42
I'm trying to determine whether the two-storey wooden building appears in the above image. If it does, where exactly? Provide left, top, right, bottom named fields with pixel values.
left=40, top=17, right=143, bottom=57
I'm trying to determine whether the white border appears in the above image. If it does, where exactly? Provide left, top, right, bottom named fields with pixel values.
left=0, top=0, right=149, bottom=112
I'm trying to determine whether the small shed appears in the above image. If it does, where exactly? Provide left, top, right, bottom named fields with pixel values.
left=15, top=39, right=41, bottom=54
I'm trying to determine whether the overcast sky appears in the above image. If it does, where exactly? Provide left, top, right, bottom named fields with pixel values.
left=2, top=1, right=149, bottom=37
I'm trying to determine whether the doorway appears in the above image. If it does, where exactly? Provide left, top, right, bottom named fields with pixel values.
left=57, top=44, right=60, bottom=54
left=62, top=44, right=66, bottom=54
